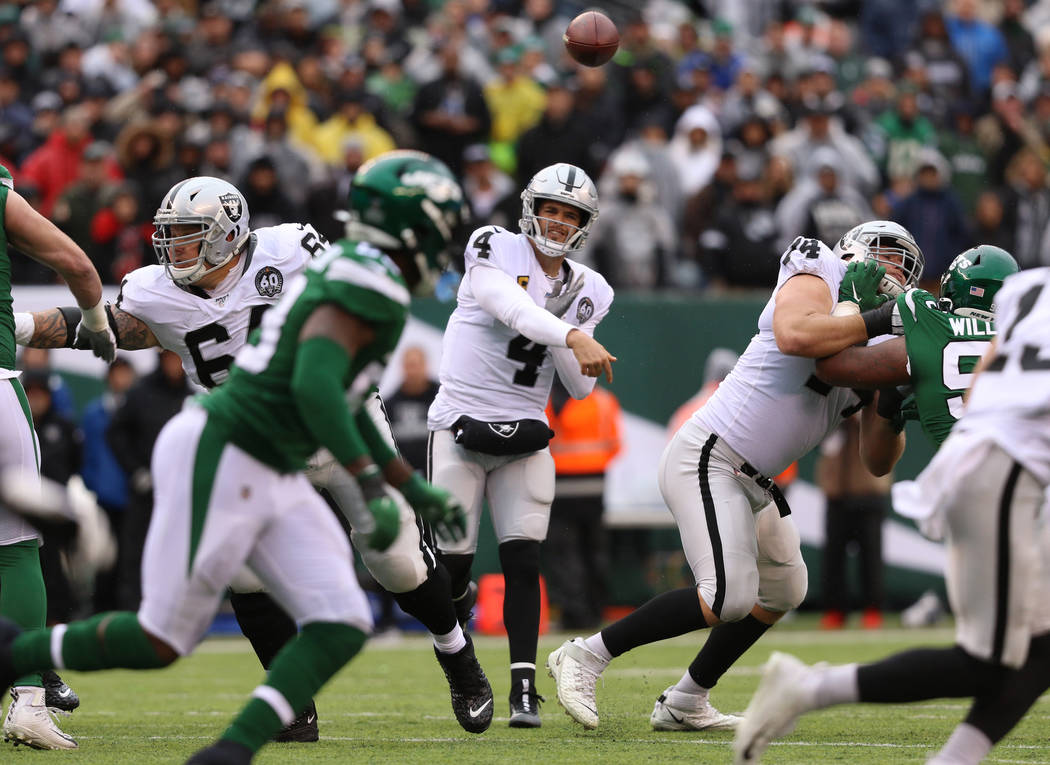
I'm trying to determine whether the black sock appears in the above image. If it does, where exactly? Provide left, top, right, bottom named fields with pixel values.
left=499, top=540, right=540, bottom=670
left=689, top=614, right=769, bottom=689
left=439, top=552, right=474, bottom=601
left=858, top=645, right=1004, bottom=703
left=966, top=632, right=1050, bottom=742
left=229, top=592, right=298, bottom=669
left=600, top=587, right=707, bottom=658
left=392, top=564, right=458, bottom=636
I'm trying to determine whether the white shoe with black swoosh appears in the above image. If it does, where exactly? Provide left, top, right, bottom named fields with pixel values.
left=650, top=686, right=741, bottom=731
left=546, top=638, right=605, bottom=729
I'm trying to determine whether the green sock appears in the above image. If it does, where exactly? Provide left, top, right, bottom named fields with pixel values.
left=12, top=612, right=168, bottom=676
left=222, top=622, right=366, bottom=752
left=0, top=540, right=46, bottom=687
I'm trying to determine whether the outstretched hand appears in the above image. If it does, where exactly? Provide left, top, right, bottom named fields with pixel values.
left=838, top=261, right=888, bottom=312
left=567, top=329, right=616, bottom=382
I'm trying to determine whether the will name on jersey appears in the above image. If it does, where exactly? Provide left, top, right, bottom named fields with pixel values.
left=897, top=287, right=996, bottom=447
left=428, top=225, right=614, bottom=430
left=202, top=239, right=408, bottom=473
left=116, top=223, right=328, bottom=388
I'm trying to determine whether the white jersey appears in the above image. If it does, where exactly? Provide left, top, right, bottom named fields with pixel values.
left=117, top=223, right=326, bottom=388
left=956, top=267, right=1050, bottom=484
left=428, top=226, right=614, bottom=429
left=696, top=237, right=865, bottom=477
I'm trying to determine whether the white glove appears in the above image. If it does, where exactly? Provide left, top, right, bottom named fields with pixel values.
left=0, top=468, right=116, bottom=577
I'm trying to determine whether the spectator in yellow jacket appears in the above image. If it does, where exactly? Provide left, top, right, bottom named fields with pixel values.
left=313, top=89, right=396, bottom=165
left=484, top=47, right=547, bottom=145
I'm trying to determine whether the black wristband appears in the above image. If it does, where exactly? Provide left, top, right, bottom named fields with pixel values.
left=56, top=306, right=82, bottom=348
left=861, top=301, right=894, bottom=338
left=876, top=387, right=906, bottom=433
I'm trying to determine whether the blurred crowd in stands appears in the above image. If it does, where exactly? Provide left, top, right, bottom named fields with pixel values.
left=2, top=0, right=1050, bottom=294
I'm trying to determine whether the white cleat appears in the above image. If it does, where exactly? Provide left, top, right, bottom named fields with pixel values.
left=651, top=686, right=742, bottom=731
left=546, top=637, right=606, bottom=729
left=3, top=686, right=78, bottom=750
left=733, top=652, right=818, bottom=764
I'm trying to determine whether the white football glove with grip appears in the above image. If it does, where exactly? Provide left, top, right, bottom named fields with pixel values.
left=75, top=300, right=117, bottom=363
left=0, top=468, right=117, bottom=577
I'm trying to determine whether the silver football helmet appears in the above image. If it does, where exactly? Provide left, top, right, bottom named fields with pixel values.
left=834, top=220, right=924, bottom=297
left=519, top=163, right=599, bottom=258
left=152, top=176, right=250, bottom=285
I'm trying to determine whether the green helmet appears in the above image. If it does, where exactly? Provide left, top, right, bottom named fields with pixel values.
left=345, top=150, right=468, bottom=295
left=938, top=245, right=1019, bottom=320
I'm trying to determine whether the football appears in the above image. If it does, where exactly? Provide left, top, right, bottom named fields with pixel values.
left=563, top=10, right=619, bottom=67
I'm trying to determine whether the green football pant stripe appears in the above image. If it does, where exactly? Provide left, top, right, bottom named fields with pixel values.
left=11, top=612, right=168, bottom=675
left=189, top=417, right=225, bottom=574
left=0, top=540, right=45, bottom=686
left=222, top=622, right=367, bottom=752
left=8, top=377, right=38, bottom=471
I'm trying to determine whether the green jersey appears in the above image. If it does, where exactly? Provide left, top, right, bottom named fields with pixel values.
left=897, top=288, right=996, bottom=446
left=202, top=239, right=408, bottom=471
left=0, top=165, right=16, bottom=369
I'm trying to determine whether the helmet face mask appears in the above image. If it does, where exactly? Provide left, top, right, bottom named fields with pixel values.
left=152, top=177, right=250, bottom=286
left=834, top=221, right=924, bottom=297
left=938, top=245, right=1019, bottom=321
left=344, top=150, right=468, bottom=296
left=520, top=163, right=599, bottom=258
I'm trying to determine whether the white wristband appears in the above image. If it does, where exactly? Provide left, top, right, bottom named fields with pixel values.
left=831, top=301, right=861, bottom=317
left=80, top=299, right=107, bottom=331
left=13, top=312, right=34, bottom=345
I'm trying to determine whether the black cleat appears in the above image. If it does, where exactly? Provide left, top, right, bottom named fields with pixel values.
left=185, top=739, right=253, bottom=764
left=434, top=634, right=493, bottom=734
left=0, top=617, right=22, bottom=694
left=508, top=678, right=544, bottom=728
left=453, top=581, right=479, bottom=629
left=273, top=700, right=318, bottom=743
left=41, top=671, right=79, bottom=713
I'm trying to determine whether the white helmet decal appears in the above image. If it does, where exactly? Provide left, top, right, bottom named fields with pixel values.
left=152, top=176, right=251, bottom=286
left=519, top=163, right=599, bottom=258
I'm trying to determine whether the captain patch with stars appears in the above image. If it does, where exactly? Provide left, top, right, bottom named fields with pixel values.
left=255, top=266, right=284, bottom=297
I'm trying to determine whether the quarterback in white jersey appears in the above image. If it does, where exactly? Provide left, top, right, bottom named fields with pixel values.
left=735, top=267, right=1050, bottom=765
left=16, top=171, right=501, bottom=737
left=549, top=221, right=921, bottom=735
left=428, top=162, right=616, bottom=728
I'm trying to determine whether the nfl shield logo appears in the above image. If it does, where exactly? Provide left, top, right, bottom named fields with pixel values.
left=219, top=192, right=242, bottom=222
left=969, top=286, right=985, bottom=297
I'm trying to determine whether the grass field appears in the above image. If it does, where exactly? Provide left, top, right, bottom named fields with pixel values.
left=10, top=615, right=1050, bottom=764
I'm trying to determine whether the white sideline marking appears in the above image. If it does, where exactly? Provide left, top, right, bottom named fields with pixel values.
left=68, top=734, right=1050, bottom=761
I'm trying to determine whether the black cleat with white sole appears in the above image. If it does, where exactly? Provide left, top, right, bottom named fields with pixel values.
left=509, top=679, right=544, bottom=728
left=42, top=671, right=79, bottom=713
left=434, top=634, right=493, bottom=733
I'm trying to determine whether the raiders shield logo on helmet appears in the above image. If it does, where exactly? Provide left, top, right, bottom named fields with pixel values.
left=576, top=297, right=594, bottom=323
left=255, top=266, right=283, bottom=297
left=488, top=422, right=520, bottom=438
left=219, top=192, right=242, bottom=222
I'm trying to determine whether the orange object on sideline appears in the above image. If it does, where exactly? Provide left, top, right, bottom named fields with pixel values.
left=545, top=386, right=622, bottom=475
left=475, top=573, right=549, bottom=636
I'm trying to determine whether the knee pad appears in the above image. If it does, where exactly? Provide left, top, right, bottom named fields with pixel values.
left=358, top=545, right=428, bottom=594
left=711, top=573, right=759, bottom=624
left=757, top=556, right=808, bottom=613
left=498, top=540, right=540, bottom=587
